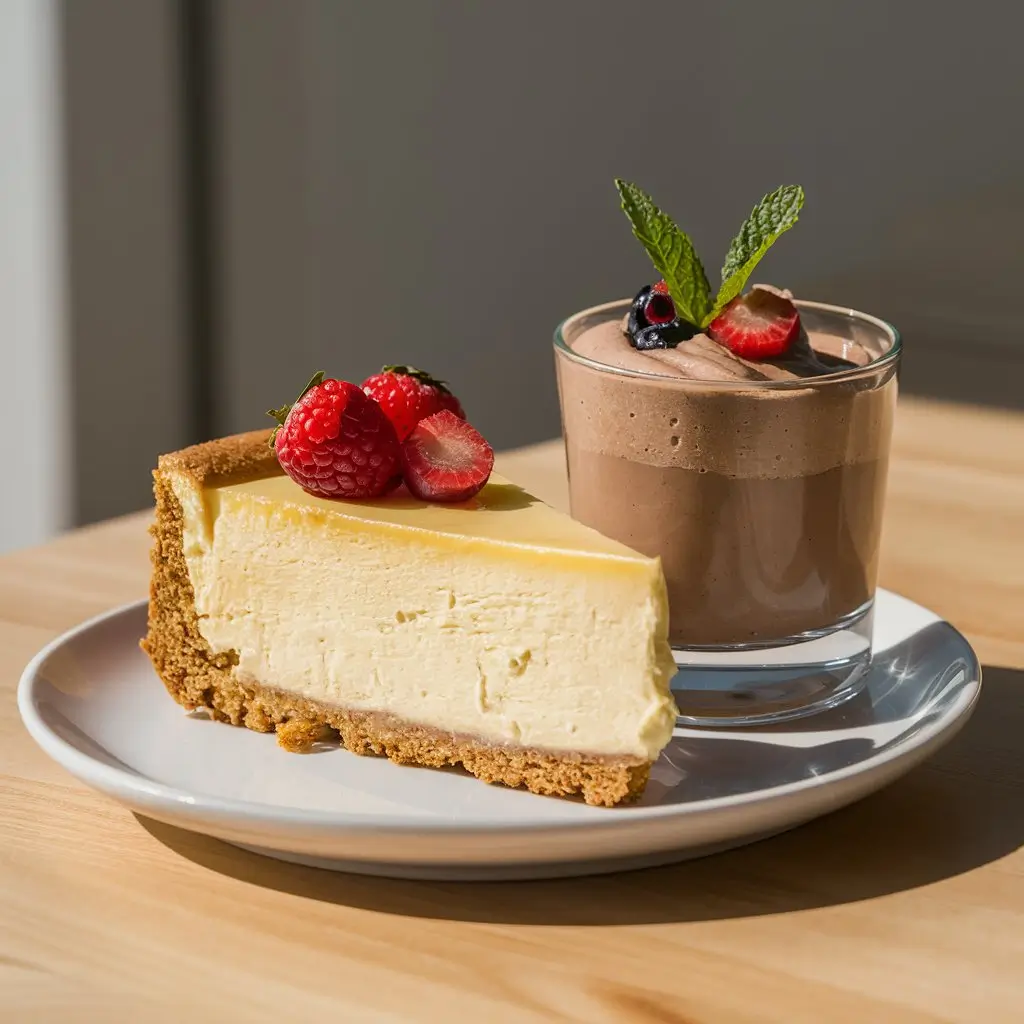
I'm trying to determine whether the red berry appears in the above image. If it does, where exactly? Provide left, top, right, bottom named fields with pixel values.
left=651, top=279, right=670, bottom=295
left=436, top=390, right=466, bottom=419
left=361, top=365, right=466, bottom=441
left=708, top=290, right=801, bottom=360
left=270, top=375, right=401, bottom=499
left=401, top=410, right=494, bottom=503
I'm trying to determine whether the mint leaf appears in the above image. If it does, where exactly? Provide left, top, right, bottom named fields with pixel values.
left=615, top=179, right=712, bottom=327
left=707, top=185, right=804, bottom=324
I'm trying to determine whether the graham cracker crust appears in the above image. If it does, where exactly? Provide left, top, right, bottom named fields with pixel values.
left=141, top=432, right=651, bottom=807
left=154, top=427, right=282, bottom=488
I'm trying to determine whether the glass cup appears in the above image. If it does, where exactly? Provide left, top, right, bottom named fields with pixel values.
left=554, top=299, right=900, bottom=725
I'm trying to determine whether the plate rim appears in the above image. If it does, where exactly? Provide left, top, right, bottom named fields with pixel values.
left=18, top=592, right=983, bottom=837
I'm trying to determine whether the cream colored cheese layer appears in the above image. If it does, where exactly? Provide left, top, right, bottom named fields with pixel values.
left=169, top=472, right=678, bottom=760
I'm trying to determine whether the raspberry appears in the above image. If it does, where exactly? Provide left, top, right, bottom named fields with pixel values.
left=268, top=372, right=400, bottom=499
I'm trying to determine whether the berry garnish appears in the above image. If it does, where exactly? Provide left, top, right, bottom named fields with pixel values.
left=268, top=371, right=401, bottom=499
left=361, top=365, right=465, bottom=441
left=625, top=284, right=698, bottom=351
left=401, top=410, right=494, bottom=503
left=436, top=389, right=466, bottom=420
left=615, top=179, right=805, bottom=337
left=643, top=290, right=676, bottom=325
left=707, top=289, right=801, bottom=360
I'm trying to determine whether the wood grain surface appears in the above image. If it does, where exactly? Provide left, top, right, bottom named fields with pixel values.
left=2, top=396, right=1023, bottom=1022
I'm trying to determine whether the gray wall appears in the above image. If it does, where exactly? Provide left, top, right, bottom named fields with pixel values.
left=61, top=0, right=191, bottom=525
left=0, top=0, right=67, bottom=555
left=62, top=0, right=1024, bottom=525
left=215, top=0, right=1024, bottom=451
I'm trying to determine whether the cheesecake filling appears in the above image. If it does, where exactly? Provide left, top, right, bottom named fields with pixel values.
left=169, top=473, right=678, bottom=761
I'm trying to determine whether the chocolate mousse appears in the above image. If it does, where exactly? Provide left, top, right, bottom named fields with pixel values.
left=554, top=181, right=900, bottom=648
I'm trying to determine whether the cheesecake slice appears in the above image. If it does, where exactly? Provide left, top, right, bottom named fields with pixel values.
left=142, top=430, right=677, bottom=806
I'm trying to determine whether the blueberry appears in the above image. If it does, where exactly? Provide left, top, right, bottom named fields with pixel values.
left=625, top=285, right=698, bottom=350
left=644, top=291, right=676, bottom=325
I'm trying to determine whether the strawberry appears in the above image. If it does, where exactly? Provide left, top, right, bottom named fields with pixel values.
left=708, top=289, right=801, bottom=360
left=361, top=365, right=465, bottom=441
left=436, top=389, right=466, bottom=420
left=268, top=371, right=401, bottom=499
left=401, top=410, right=494, bottom=503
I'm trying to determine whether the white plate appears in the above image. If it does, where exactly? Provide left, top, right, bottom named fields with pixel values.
left=18, top=589, right=980, bottom=880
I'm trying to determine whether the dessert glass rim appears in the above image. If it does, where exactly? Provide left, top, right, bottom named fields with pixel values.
left=553, top=297, right=901, bottom=391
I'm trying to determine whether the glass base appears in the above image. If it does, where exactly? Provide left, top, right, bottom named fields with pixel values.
left=670, top=601, right=874, bottom=727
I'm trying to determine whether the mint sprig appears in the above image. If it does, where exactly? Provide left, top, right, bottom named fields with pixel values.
left=615, top=179, right=712, bottom=328
left=614, top=180, right=805, bottom=329
left=711, top=185, right=804, bottom=321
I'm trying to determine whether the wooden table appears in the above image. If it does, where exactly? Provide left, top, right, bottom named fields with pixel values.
left=3, top=396, right=1023, bottom=1022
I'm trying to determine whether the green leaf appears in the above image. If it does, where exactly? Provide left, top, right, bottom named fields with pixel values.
left=707, top=185, right=804, bottom=324
left=615, top=179, right=712, bottom=327
left=266, top=370, right=325, bottom=448
left=295, top=369, right=326, bottom=403
left=381, top=365, right=452, bottom=394
left=266, top=403, right=291, bottom=427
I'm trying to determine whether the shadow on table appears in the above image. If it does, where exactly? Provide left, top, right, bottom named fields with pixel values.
left=139, top=664, right=1024, bottom=926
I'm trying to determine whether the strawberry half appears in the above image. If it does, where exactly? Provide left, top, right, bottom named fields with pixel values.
left=401, top=410, right=494, bottom=503
left=708, top=289, right=801, bottom=360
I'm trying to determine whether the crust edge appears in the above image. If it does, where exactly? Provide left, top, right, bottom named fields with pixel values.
left=156, top=428, right=282, bottom=489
